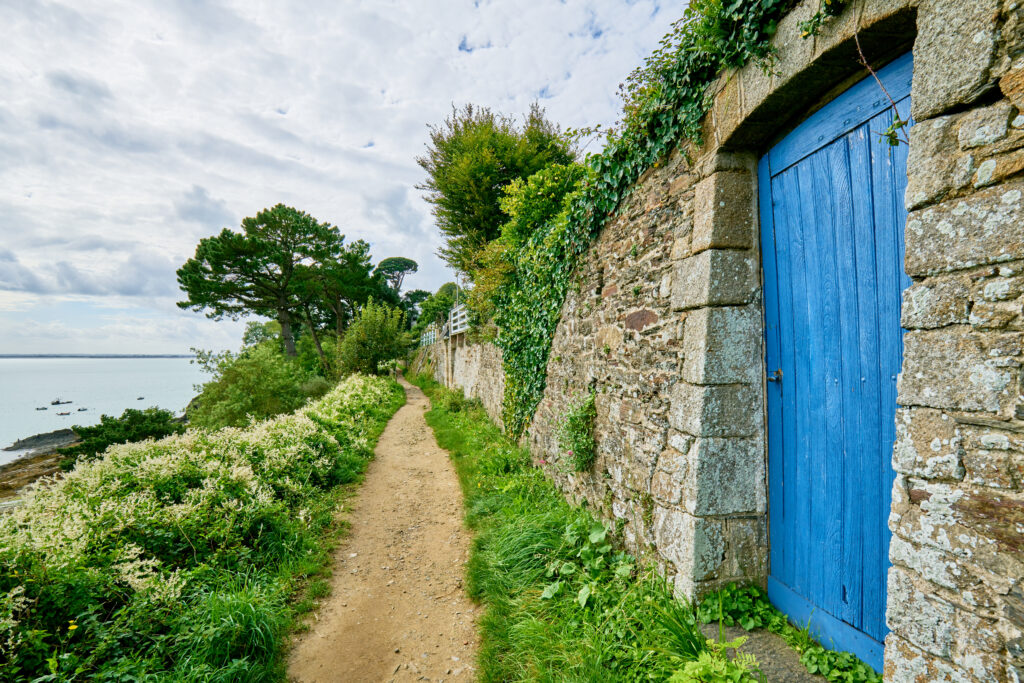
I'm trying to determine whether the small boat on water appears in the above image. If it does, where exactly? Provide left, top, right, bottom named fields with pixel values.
left=137, top=396, right=144, bottom=400
left=77, top=407, right=88, bottom=412
left=56, top=411, right=71, bottom=416
left=50, top=398, right=72, bottom=405
left=35, top=407, right=47, bottom=411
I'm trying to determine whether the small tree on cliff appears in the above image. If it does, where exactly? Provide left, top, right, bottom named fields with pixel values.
left=374, top=256, right=418, bottom=292
left=176, top=204, right=338, bottom=356
left=336, top=300, right=409, bottom=375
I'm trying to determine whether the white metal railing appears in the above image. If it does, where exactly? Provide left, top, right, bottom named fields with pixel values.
left=448, top=304, right=469, bottom=336
left=419, top=323, right=438, bottom=347
left=419, top=304, right=469, bottom=347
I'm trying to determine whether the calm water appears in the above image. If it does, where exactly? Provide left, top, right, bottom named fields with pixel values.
left=0, top=357, right=207, bottom=465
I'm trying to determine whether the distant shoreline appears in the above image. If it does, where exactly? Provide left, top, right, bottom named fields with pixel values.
left=0, top=354, right=195, bottom=359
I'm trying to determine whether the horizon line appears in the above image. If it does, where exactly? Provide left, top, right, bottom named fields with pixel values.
left=0, top=354, right=196, bottom=359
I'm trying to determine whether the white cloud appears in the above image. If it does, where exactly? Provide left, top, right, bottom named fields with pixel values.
left=0, top=0, right=677, bottom=353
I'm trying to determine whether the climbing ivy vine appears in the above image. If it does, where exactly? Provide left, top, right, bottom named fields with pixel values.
left=494, top=0, right=848, bottom=437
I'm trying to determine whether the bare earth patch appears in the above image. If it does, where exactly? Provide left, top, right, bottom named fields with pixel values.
left=288, top=378, right=478, bottom=683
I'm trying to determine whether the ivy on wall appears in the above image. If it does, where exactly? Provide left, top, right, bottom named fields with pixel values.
left=495, top=0, right=848, bottom=438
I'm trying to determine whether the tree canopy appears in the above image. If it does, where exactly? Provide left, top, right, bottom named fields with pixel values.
left=176, top=204, right=337, bottom=356
left=416, top=103, right=574, bottom=274
left=177, top=204, right=413, bottom=362
left=374, top=256, right=418, bottom=292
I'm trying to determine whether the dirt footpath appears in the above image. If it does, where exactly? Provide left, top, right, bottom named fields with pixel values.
left=289, top=378, right=478, bottom=683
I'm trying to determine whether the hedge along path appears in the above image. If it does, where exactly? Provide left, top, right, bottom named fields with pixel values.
left=288, top=377, right=478, bottom=682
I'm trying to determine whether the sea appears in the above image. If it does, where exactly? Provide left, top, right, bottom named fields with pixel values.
left=0, top=356, right=208, bottom=466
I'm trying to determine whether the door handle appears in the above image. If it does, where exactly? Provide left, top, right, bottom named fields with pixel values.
left=767, top=368, right=783, bottom=382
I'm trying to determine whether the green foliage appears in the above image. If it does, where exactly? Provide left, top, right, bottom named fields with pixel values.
left=189, top=342, right=317, bottom=430
left=411, top=282, right=458, bottom=337
left=58, top=407, right=185, bottom=470
left=401, top=289, right=432, bottom=327
left=242, top=320, right=281, bottom=348
left=466, top=163, right=585, bottom=328
left=668, top=637, right=763, bottom=683
left=491, top=167, right=586, bottom=437
left=417, top=103, right=575, bottom=274
left=797, top=0, right=847, bottom=38
left=336, top=300, right=409, bottom=376
left=409, top=374, right=764, bottom=682
left=697, top=584, right=882, bottom=683
left=557, top=390, right=597, bottom=472
left=0, top=375, right=404, bottom=682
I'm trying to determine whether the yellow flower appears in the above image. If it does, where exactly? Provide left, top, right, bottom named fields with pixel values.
left=68, top=624, right=78, bottom=631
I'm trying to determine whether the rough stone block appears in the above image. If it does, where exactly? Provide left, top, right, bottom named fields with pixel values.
left=724, top=517, right=767, bottom=580
left=692, top=172, right=754, bottom=253
left=911, top=0, right=999, bottom=121
left=682, top=305, right=760, bottom=384
left=681, top=438, right=765, bottom=516
left=710, top=75, right=743, bottom=147
left=892, top=407, right=965, bottom=480
left=692, top=517, right=725, bottom=581
left=905, top=180, right=1024, bottom=276
left=891, top=477, right=1018, bottom=581
left=884, top=633, right=976, bottom=683
left=671, top=250, right=756, bottom=310
left=900, top=276, right=971, bottom=329
left=957, top=100, right=1014, bottom=149
left=962, top=445, right=1018, bottom=490
left=898, top=329, right=1019, bottom=413
left=886, top=567, right=956, bottom=657
left=652, top=506, right=694, bottom=571
left=1000, top=59, right=1024, bottom=110
left=952, top=610, right=1006, bottom=683
left=888, top=533, right=966, bottom=591
left=905, top=115, right=958, bottom=210
left=669, top=382, right=759, bottom=438
left=951, top=486, right=1024, bottom=553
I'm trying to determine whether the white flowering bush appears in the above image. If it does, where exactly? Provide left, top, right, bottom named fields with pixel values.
left=0, top=374, right=404, bottom=682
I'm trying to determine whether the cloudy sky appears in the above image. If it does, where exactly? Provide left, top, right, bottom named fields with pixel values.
left=0, top=0, right=677, bottom=354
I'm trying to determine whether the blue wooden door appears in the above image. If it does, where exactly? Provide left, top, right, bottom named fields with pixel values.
left=759, top=53, right=913, bottom=670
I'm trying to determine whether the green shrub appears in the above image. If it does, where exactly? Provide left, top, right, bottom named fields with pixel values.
left=336, top=300, right=409, bottom=376
left=557, top=390, right=597, bottom=471
left=189, top=342, right=311, bottom=430
left=300, top=376, right=333, bottom=400
left=59, top=407, right=185, bottom=470
left=0, top=375, right=404, bottom=681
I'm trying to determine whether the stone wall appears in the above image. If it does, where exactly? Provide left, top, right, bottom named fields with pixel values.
left=422, top=0, right=1024, bottom=679
left=415, top=337, right=505, bottom=428
left=526, top=149, right=767, bottom=598
left=884, top=2, right=1024, bottom=680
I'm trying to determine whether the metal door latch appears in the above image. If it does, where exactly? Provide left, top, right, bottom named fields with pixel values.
left=767, top=368, right=783, bottom=382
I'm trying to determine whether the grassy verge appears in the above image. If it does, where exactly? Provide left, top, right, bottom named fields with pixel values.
left=411, top=372, right=883, bottom=683
left=409, top=373, right=759, bottom=683
left=0, top=375, right=404, bottom=682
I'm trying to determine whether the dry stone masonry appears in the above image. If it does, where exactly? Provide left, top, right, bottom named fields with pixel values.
left=421, top=1, right=1024, bottom=679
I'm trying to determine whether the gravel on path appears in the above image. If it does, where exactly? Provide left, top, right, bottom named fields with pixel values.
left=288, top=378, right=478, bottom=683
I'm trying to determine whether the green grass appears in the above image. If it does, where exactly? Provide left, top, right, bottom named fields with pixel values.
left=410, top=372, right=882, bottom=683
left=408, top=372, right=758, bottom=683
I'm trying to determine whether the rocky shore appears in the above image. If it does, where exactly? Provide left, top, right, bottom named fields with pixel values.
left=1, top=428, right=79, bottom=502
